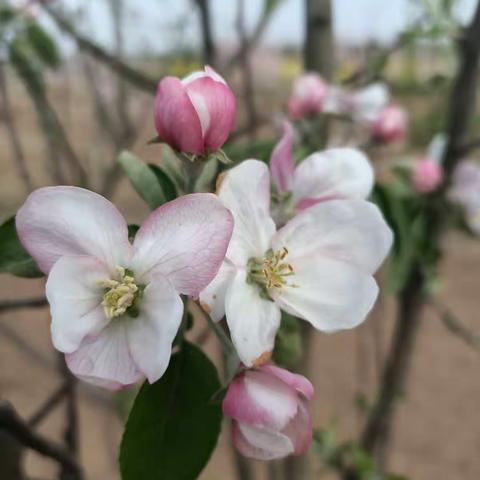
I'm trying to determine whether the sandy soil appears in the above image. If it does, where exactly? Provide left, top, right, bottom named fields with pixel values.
left=0, top=68, right=479, bottom=480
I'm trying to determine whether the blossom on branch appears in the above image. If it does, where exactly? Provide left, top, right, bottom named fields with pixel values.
left=200, top=160, right=392, bottom=366
left=16, top=187, right=233, bottom=389
left=288, top=73, right=328, bottom=120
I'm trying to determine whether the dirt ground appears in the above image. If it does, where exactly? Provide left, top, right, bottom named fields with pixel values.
left=1, top=69, right=479, bottom=480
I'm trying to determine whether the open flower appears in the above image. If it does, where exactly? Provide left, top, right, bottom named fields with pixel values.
left=223, top=364, right=314, bottom=460
left=200, top=160, right=392, bottom=366
left=288, top=73, right=327, bottom=120
left=154, top=66, right=236, bottom=155
left=449, top=161, right=480, bottom=235
left=16, top=187, right=233, bottom=389
left=270, top=121, right=374, bottom=221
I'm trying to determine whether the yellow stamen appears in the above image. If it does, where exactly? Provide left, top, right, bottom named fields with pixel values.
left=98, top=266, right=140, bottom=319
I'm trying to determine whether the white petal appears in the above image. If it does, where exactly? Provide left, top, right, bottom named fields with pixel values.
left=199, top=259, right=236, bottom=321
left=47, top=256, right=111, bottom=353
left=65, top=321, right=143, bottom=389
left=273, top=199, right=392, bottom=274
left=225, top=270, right=281, bottom=366
left=352, top=83, right=390, bottom=123
left=271, top=256, right=379, bottom=332
left=131, top=193, right=233, bottom=297
left=292, top=148, right=374, bottom=204
left=234, top=422, right=294, bottom=461
left=127, top=274, right=183, bottom=384
left=16, top=186, right=132, bottom=274
left=218, top=160, right=276, bottom=265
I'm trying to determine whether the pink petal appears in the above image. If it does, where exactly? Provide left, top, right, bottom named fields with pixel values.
left=66, top=321, right=144, bottom=390
left=283, top=399, right=313, bottom=456
left=270, top=121, right=295, bottom=193
left=16, top=186, right=132, bottom=274
left=154, top=77, right=204, bottom=154
left=223, top=369, right=298, bottom=430
left=259, top=365, right=314, bottom=400
left=46, top=255, right=111, bottom=353
left=232, top=421, right=294, bottom=461
left=184, top=75, right=236, bottom=150
left=126, top=274, right=183, bottom=383
left=131, top=193, right=233, bottom=297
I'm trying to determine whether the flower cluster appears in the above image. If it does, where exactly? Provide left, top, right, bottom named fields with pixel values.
left=287, top=72, right=408, bottom=144
left=16, top=66, right=393, bottom=462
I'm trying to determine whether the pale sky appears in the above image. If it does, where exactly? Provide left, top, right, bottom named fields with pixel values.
left=41, top=0, right=479, bottom=56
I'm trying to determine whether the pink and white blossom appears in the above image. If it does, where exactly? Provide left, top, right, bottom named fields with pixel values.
left=154, top=66, right=236, bottom=155
left=449, top=161, right=480, bottom=235
left=413, top=157, right=444, bottom=193
left=350, top=83, right=390, bottom=123
left=223, top=365, right=314, bottom=460
left=371, top=104, right=408, bottom=143
left=270, top=121, right=374, bottom=214
left=288, top=73, right=327, bottom=120
left=16, top=187, right=233, bottom=389
left=200, top=160, right=392, bottom=366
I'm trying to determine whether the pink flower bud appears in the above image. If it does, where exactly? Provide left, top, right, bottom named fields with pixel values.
left=154, top=66, right=236, bottom=155
left=223, top=365, right=314, bottom=460
left=372, top=104, right=408, bottom=143
left=413, top=157, right=444, bottom=193
left=288, top=73, right=327, bottom=120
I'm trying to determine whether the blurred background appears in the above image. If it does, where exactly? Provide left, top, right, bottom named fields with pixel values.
left=0, top=0, right=479, bottom=479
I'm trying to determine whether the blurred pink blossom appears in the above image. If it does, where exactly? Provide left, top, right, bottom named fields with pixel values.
left=288, top=73, right=327, bottom=120
left=372, top=104, right=408, bottom=143
left=223, top=365, right=314, bottom=460
left=413, top=157, right=444, bottom=193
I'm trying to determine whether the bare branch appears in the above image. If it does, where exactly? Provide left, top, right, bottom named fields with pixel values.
left=0, top=62, right=33, bottom=192
left=42, top=4, right=157, bottom=95
left=194, top=0, right=217, bottom=66
left=28, top=383, right=69, bottom=428
left=0, top=402, right=82, bottom=477
left=0, top=297, right=47, bottom=313
left=429, top=299, right=480, bottom=352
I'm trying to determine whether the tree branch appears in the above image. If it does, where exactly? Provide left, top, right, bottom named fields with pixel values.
left=0, top=297, right=48, bottom=313
left=0, top=402, right=82, bottom=477
left=28, top=383, right=69, bottom=428
left=42, top=4, right=157, bottom=95
left=429, top=299, right=480, bottom=352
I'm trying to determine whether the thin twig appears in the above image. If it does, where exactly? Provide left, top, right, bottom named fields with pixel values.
left=0, top=297, right=48, bottom=313
left=0, top=61, right=34, bottom=191
left=42, top=4, right=157, bottom=94
left=429, top=299, right=480, bottom=352
left=0, top=402, right=82, bottom=477
left=28, top=383, right=69, bottom=428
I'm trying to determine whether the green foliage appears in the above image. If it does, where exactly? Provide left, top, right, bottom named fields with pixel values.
left=0, top=216, right=43, bottom=278
left=118, top=151, right=178, bottom=210
left=127, top=224, right=140, bottom=242
left=8, top=37, right=44, bottom=93
left=119, top=342, right=222, bottom=480
left=25, top=21, right=60, bottom=68
left=272, top=313, right=302, bottom=368
left=194, top=157, right=219, bottom=192
left=0, top=5, right=15, bottom=25
left=148, top=164, right=177, bottom=202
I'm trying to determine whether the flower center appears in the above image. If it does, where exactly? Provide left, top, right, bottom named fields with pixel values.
left=247, top=247, right=296, bottom=299
left=98, top=266, right=145, bottom=319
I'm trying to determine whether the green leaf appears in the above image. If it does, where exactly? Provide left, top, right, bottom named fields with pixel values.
left=25, top=22, right=60, bottom=68
left=9, top=37, right=44, bottom=93
left=118, top=151, right=167, bottom=209
left=0, top=216, right=43, bottom=278
left=148, top=164, right=177, bottom=202
left=159, top=145, right=187, bottom=193
left=120, top=342, right=222, bottom=480
left=127, top=224, right=139, bottom=242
